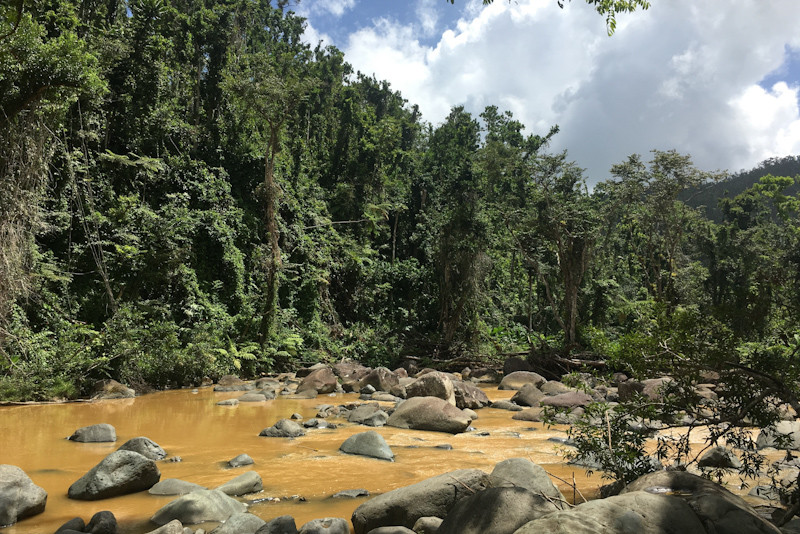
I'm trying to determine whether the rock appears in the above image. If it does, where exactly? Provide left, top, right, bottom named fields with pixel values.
left=412, top=516, right=443, bottom=534
left=333, top=360, right=371, bottom=381
left=757, top=421, right=800, bottom=450
left=143, top=519, right=185, bottom=534
left=513, top=490, right=707, bottom=534
left=217, top=399, right=239, bottom=406
left=0, top=465, right=47, bottom=525
left=92, top=379, right=135, bottom=399
left=259, top=419, right=306, bottom=438
left=348, top=404, right=389, bottom=427
left=295, top=388, right=319, bottom=399
left=68, top=423, right=117, bottom=443
left=437, top=486, right=559, bottom=534
left=489, top=400, right=523, bottom=411
left=358, top=367, right=400, bottom=393
left=150, top=489, right=247, bottom=526
left=511, top=407, right=544, bottom=421
left=539, top=391, right=593, bottom=409
left=68, top=450, right=160, bottom=500
left=297, top=367, right=339, bottom=395
left=297, top=363, right=329, bottom=378
left=748, top=485, right=780, bottom=501
left=55, top=517, right=86, bottom=533
left=698, top=446, right=742, bottom=469
left=216, top=471, right=262, bottom=496
left=214, top=381, right=254, bottom=392
left=366, top=528, right=415, bottom=534
left=86, top=510, right=116, bottom=534
left=617, top=379, right=645, bottom=401
left=211, top=512, right=266, bottom=534
left=351, top=468, right=490, bottom=534
left=340, top=431, right=394, bottom=461
left=239, top=392, right=269, bottom=402
left=489, top=458, right=567, bottom=507
left=332, top=489, right=370, bottom=499
left=510, top=384, right=544, bottom=407
left=641, top=377, right=673, bottom=401
left=539, top=381, right=572, bottom=396
left=498, top=371, right=546, bottom=391
left=469, top=368, right=502, bottom=383
left=229, top=454, right=254, bottom=468
left=462, top=408, right=478, bottom=420
left=298, top=517, right=350, bottom=534
left=149, top=479, right=206, bottom=496
left=118, top=437, right=167, bottom=460
left=256, top=515, right=298, bottom=534
left=386, top=397, right=471, bottom=434
left=405, top=372, right=456, bottom=406
left=621, top=470, right=782, bottom=534
left=452, top=381, right=490, bottom=409
left=503, top=357, right=533, bottom=375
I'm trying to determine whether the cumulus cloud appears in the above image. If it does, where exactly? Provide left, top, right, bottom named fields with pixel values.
left=334, top=0, right=800, bottom=181
left=306, top=0, right=356, bottom=18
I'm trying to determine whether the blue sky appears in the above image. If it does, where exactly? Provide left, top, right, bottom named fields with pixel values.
left=296, top=0, right=800, bottom=181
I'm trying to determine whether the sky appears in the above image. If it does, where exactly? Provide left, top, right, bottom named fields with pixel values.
left=295, top=0, right=800, bottom=183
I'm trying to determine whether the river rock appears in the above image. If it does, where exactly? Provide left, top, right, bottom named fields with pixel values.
left=358, top=367, right=400, bottom=393
left=332, top=489, right=370, bottom=498
left=351, top=468, right=490, bottom=534
left=259, top=419, right=306, bottom=438
left=55, top=517, right=86, bottom=533
left=366, top=528, right=415, bottom=534
left=539, top=391, right=593, bottom=409
left=510, top=384, right=545, bottom=407
left=239, top=392, right=269, bottom=402
left=698, top=446, right=742, bottom=469
left=216, top=471, right=262, bottom=496
left=0, top=465, right=47, bottom=525
left=149, top=479, right=206, bottom=496
left=617, top=379, right=645, bottom=401
left=340, top=431, right=394, bottom=461
left=118, top=437, right=167, bottom=460
left=297, top=363, right=329, bottom=378
left=387, top=397, right=471, bottom=434
left=489, top=458, right=567, bottom=507
left=405, top=372, right=456, bottom=406
left=68, top=423, right=117, bottom=443
left=452, top=381, right=490, bottom=409
left=437, top=486, right=559, bottom=534
left=757, top=420, right=800, bottom=450
left=68, top=450, right=160, bottom=500
left=641, top=377, right=673, bottom=401
left=413, top=517, right=443, bottom=533
left=211, top=512, right=266, bottom=534
left=86, top=510, right=117, bottom=534
left=348, top=404, right=389, bottom=427
left=503, top=357, right=533, bottom=375
left=92, top=379, right=135, bottom=399
left=511, top=407, right=544, bottom=421
left=256, top=515, right=298, bottom=534
left=299, top=518, right=350, bottom=534
left=498, top=371, right=546, bottom=390
left=150, top=489, right=247, bottom=526
left=489, top=400, right=523, bottom=411
left=469, top=368, right=502, bottom=383
left=621, top=470, right=781, bottom=534
left=143, top=520, right=185, bottom=534
left=217, top=399, right=239, bottom=406
left=333, top=360, right=371, bottom=381
left=539, top=381, right=572, bottom=396
left=513, top=490, right=707, bottom=534
left=228, top=454, right=254, bottom=468
left=297, top=367, right=339, bottom=395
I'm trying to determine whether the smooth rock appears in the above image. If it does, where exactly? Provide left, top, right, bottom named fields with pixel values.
left=210, top=512, right=266, bottom=534
left=412, top=516, right=443, bottom=534
left=68, top=450, right=160, bottom=500
left=55, top=517, right=85, bottom=533
left=332, top=489, right=370, bottom=499
left=216, top=471, right=262, bottom=496
left=297, top=367, right=339, bottom=395
left=68, top=423, right=117, bottom=443
left=489, top=458, right=567, bottom=507
left=452, top=381, right=490, bottom=409
left=358, top=367, right=400, bottom=393
left=757, top=421, right=800, bottom=450
left=348, top=404, right=389, bottom=427
left=539, top=391, right=593, bottom=409
left=259, top=419, right=306, bottom=438
left=0, top=465, right=47, bottom=526
left=298, top=517, right=350, bottom=534
left=698, top=446, right=742, bottom=469
left=510, top=384, right=544, bottom=407
left=228, top=454, right=254, bottom=468
left=366, top=528, right=415, bottom=534
left=498, top=371, right=546, bottom=391
left=86, top=510, right=116, bottom=534
left=386, top=397, right=471, bottom=434
left=489, top=400, right=523, bottom=411
left=149, top=479, right=206, bottom=496
left=340, top=431, right=394, bottom=461
left=150, top=489, right=247, bottom=526
left=118, top=437, right=167, bottom=460
left=511, top=407, right=544, bottom=421
left=256, top=515, right=298, bottom=534
left=216, top=399, right=239, bottom=406
left=405, top=372, right=456, bottom=406
left=143, top=519, right=185, bottom=534
left=437, top=486, right=559, bottom=534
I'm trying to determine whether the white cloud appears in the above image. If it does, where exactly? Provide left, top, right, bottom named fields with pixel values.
left=306, top=0, right=356, bottom=18
left=335, top=0, right=800, bottom=181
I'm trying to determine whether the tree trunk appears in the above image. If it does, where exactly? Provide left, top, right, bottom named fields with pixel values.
left=260, top=125, right=282, bottom=346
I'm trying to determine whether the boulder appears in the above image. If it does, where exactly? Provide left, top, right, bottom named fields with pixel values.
left=698, top=446, right=742, bottom=469
left=333, top=360, right=371, bottom=381
left=256, top=515, right=298, bottom=534
left=149, top=479, right=206, bottom=496
left=211, top=512, right=266, bottom=534
left=238, top=392, right=269, bottom=402
left=489, top=458, right=567, bottom=507
left=0, top=465, right=47, bottom=525
left=539, top=381, right=572, bottom=396
left=498, top=371, right=546, bottom=391
left=437, top=486, right=559, bottom=534
left=348, top=404, right=389, bottom=427
left=358, top=367, right=400, bottom=393
left=299, top=518, right=350, bottom=534
left=366, top=528, right=415, bottom=534
left=489, top=400, right=523, bottom=411
left=386, top=397, right=471, bottom=434
left=259, top=419, right=306, bottom=438
left=333, top=489, right=370, bottom=499
left=405, top=372, right=456, bottom=406
left=757, top=420, right=800, bottom=450
left=297, top=363, right=329, bottom=378
left=143, top=520, right=185, bottom=534
left=68, top=423, right=117, bottom=443
left=512, top=490, right=707, bottom=534
left=150, top=489, right=247, bottom=526
left=621, top=470, right=781, bottom=534
left=217, top=399, right=239, bottom=406
left=55, top=517, right=85, bottom=533
left=412, top=517, right=443, bottom=534
left=503, top=357, right=533, bottom=375
left=215, top=471, right=262, bottom=496
left=539, top=391, right=593, bottom=409
left=68, top=450, right=160, bottom=500
left=642, top=377, right=673, bottom=401
left=297, top=367, right=339, bottom=395
left=617, top=379, right=645, bottom=401
left=469, top=368, right=502, bottom=383
left=92, top=379, right=135, bottom=399
left=510, top=384, right=544, bottom=407
left=340, top=431, right=394, bottom=461
left=511, top=407, right=544, bottom=421
left=229, top=454, right=254, bottom=468
left=118, top=437, right=166, bottom=460
left=452, top=381, right=490, bottom=409
left=86, top=510, right=116, bottom=534
left=351, top=468, right=490, bottom=534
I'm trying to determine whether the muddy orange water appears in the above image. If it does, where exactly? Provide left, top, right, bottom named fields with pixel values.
left=0, top=386, right=600, bottom=533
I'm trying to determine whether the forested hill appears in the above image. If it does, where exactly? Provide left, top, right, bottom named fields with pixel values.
left=2, top=0, right=799, bottom=405
left=685, top=155, right=800, bottom=221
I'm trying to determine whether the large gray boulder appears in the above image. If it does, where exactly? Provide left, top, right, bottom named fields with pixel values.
left=340, top=431, right=394, bottom=461
left=437, top=486, right=559, bottom=534
left=256, top=515, right=298, bottom=534
left=297, top=367, right=339, bottom=395
left=299, top=518, right=350, bottom=534
left=358, top=367, right=400, bottom=393
left=143, top=520, right=185, bottom=534
left=386, top=397, right=471, bottom=434
left=512, top=491, right=707, bottom=534
left=348, top=404, right=389, bottom=427
left=118, top=437, right=166, bottom=460
left=215, top=471, right=263, bottom=496
left=489, top=458, right=567, bottom=508
left=148, top=479, right=206, bottom=496
left=259, top=419, right=306, bottom=438
left=351, top=468, right=490, bottom=534
left=150, top=489, right=247, bottom=526
left=539, top=391, right=593, bottom=409
left=621, top=470, right=781, bottom=534
left=68, top=450, right=160, bottom=500
left=498, top=372, right=546, bottom=391
left=85, top=510, right=116, bottom=534
left=68, top=423, right=117, bottom=443
left=510, top=384, right=544, bottom=407
left=757, top=420, right=800, bottom=450
left=211, top=512, right=266, bottom=534
left=405, top=372, right=456, bottom=405
left=452, top=381, right=490, bottom=409
left=0, top=465, right=47, bottom=526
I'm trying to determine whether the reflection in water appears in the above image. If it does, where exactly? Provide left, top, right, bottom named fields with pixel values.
left=0, top=386, right=599, bottom=533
